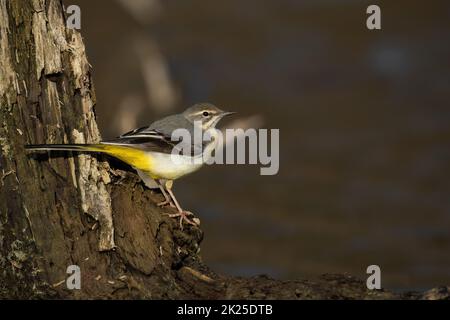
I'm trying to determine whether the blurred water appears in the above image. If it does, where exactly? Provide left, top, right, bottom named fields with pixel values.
left=74, top=0, right=450, bottom=290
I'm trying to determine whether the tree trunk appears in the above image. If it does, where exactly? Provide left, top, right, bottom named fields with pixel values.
left=0, top=0, right=448, bottom=300
left=0, top=0, right=201, bottom=299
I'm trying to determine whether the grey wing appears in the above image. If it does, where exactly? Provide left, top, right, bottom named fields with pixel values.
left=119, top=125, right=161, bottom=138
left=105, top=125, right=202, bottom=156
left=118, top=115, right=193, bottom=139
left=102, top=130, right=176, bottom=154
left=148, top=114, right=194, bottom=137
left=149, top=115, right=208, bottom=156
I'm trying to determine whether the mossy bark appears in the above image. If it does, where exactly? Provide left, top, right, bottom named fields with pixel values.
left=0, top=0, right=448, bottom=300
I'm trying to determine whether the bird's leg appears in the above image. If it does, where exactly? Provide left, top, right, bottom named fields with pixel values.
left=155, top=179, right=175, bottom=208
left=163, top=180, right=199, bottom=229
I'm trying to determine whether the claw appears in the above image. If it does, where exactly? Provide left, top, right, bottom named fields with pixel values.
left=165, top=211, right=200, bottom=229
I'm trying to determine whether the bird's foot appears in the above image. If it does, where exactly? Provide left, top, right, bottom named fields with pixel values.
left=157, top=199, right=176, bottom=208
left=165, top=211, right=200, bottom=229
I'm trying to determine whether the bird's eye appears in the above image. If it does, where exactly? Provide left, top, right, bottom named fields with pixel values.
left=202, top=111, right=209, bottom=117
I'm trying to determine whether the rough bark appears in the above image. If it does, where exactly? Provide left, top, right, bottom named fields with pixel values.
left=0, top=0, right=448, bottom=300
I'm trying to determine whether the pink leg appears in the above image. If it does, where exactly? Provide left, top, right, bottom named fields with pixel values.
left=164, top=182, right=200, bottom=229
left=155, top=179, right=175, bottom=208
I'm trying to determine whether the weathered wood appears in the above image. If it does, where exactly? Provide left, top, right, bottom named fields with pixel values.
left=0, top=0, right=448, bottom=300
left=0, top=0, right=202, bottom=299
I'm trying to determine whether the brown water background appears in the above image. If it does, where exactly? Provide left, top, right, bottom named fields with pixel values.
left=72, top=0, right=450, bottom=291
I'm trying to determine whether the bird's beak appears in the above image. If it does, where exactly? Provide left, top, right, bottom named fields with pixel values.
left=222, top=111, right=236, bottom=117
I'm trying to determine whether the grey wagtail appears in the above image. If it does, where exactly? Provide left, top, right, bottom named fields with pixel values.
left=26, top=103, right=235, bottom=227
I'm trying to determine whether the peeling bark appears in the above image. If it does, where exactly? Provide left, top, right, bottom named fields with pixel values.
left=0, top=0, right=206, bottom=299
left=0, top=0, right=448, bottom=300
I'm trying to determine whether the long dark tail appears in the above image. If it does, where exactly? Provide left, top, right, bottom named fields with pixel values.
left=25, top=143, right=147, bottom=170
left=25, top=144, right=105, bottom=152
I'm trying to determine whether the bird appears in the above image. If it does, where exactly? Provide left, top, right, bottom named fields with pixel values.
left=26, top=102, right=235, bottom=228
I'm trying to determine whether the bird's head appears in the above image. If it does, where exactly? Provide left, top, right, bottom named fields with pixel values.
left=183, top=102, right=235, bottom=130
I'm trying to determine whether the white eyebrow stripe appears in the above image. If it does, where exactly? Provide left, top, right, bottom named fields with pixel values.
left=191, top=110, right=218, bottom=116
